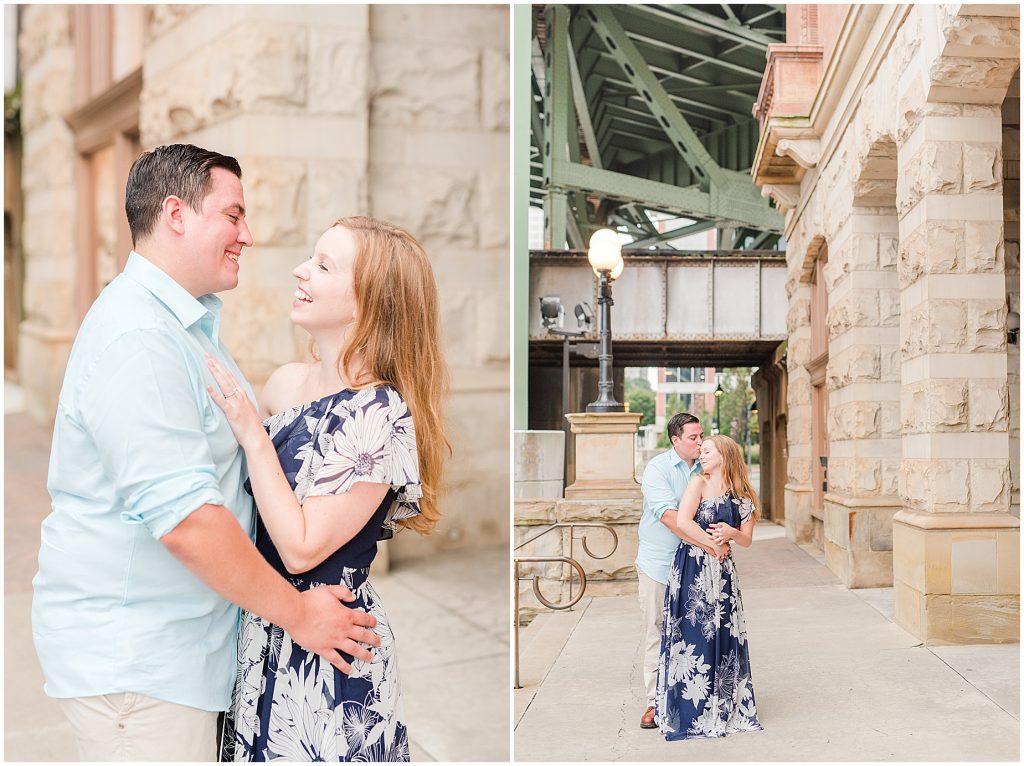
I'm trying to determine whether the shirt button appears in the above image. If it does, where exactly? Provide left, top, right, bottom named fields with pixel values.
left=117, top=722, right=125, bottom=730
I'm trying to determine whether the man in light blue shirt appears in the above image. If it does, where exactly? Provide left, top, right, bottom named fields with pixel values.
left=32, top=144, right=380, bottom=761
left=636, top=411, right=704, bottom=729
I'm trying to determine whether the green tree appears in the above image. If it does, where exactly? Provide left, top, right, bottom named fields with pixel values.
left=626, top=387, right=655, bottom=427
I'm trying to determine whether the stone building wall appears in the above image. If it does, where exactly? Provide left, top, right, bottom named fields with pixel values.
left=15, top=5, right=77, bottom=423
left=756, top=4, right=1019, bottom=642
left=15, top=5, right=510, bottom=560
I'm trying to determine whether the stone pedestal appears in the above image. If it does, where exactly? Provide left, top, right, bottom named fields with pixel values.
left=893, top=510, right=1019, bottom=643
left=824, top=494, right=900, bottom=587
left=514, top=430, right=565, bottom=499
left=563, top=411, right=642, bottom=500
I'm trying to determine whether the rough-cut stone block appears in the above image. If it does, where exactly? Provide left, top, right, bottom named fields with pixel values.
left=788, top=456, right=812, bottom=486
left=879, top=234, right=898, bottom=270
left=369, top=167, right=478, bottom=249
left=965, top=220, right=1006, bottom=272
left=969, top=379, right=1010, bottom=431
left=968, top=299, right=1008, bottom=352
left=927, top=378, right=970, bottom=431
left=371, top=43, right=479, bottom=129
left=828, top=290, right=880, bottom=339
left=786, top=297, right=811, bottom=334
left=901, top=459, right=971, bottom=510
left=881, top=459, right=900, bottom=497
left=141, top=22, right=309, bottom=144
left=145, top=5, right=199, bottom=40
left=904, top=300, right=968, bottom=358
left=309, top=30, right=370, bottom=117
left=880, top=346, right=900, bottom=382
left=874, top=289, right=897, bottom=329
left=481, top=48, right=509, bottom=132
left=970, top=459, right=1010, bottom=513
left=963, top=143, right=1002, bottom=192
left=898, top=225, right=925, bottom=288
left=829, top=401, right=881, bottom=440
left=18, top=5, right=72, bottom=70
left=20, top=52, right=75, bottom=133
left=478, top=167, right=510, bottom=249
left=306, top=162, right=366, bottom=238
left=240, top=159, right=307, bottom=247
left=924, top=221, right=964, bottom=274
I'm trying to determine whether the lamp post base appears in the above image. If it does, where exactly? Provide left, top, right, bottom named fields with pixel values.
left=586, top=400, right=625, bottom=413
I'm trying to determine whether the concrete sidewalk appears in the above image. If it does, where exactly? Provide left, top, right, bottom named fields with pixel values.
left=514, top=524, right=1019, bottom=761
left=5, top=400, right=509, bottom=762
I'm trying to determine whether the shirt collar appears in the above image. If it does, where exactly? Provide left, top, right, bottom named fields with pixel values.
left=123, top=251, right=223, bottom=336
left=668, top=448, right=701, bottom=475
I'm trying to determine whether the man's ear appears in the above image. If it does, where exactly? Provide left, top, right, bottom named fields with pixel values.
left=161, top=195, right=187, bottom=236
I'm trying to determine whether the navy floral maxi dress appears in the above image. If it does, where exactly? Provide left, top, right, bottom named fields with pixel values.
left=221, top=386, right=420, bottom=762
left=655, top=492, right=762, bottom=741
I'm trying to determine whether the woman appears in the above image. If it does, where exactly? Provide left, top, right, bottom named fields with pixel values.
left=655, top=434, right=762, bottom=741
left=207, top=216, right=449, bottom=761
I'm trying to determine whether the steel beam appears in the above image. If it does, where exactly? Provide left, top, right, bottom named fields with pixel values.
left=542, top=5, right=572, bottom=248
left=585, top=6, right=727, bottom=190
left=514, top=3, right=532, bottom=429
left=553, top=159, right=712, bottom=219
left=630, top=219, right=717, bottom=248
left=567, top=33, right=602, bottom=170
left=654, top=5, right=777, bottom=48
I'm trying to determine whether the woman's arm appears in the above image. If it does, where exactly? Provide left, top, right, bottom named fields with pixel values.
left=672, top=479, right=729, bottom=560
left=206, top=355, right=388, bottom=574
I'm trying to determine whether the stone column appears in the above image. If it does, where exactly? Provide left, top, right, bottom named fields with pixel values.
left=892, top=6, right=1019, bottom=642
left=17, top=5, right=78, bottom=423
left=822, top=209, right=902, bottom=587
left=785, top=278, right=815, bottom=542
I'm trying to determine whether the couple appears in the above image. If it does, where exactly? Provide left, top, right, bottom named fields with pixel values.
left=637, top=412, right=763, bottom=740
left=31, top=144, right=449, bottom=761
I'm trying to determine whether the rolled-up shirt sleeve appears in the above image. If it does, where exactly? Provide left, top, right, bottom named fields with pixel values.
left=79, top=329, right=224, bottom=539
left=641, top=459, right=678, bottom=521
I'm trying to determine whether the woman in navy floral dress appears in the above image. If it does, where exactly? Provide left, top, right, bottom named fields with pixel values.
left=206, top=216, right=449, bottom=761
left=655, top=435, right=762, bottom=741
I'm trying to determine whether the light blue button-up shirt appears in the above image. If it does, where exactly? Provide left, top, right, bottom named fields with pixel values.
left=32, top=252, right=255, bottom=712
left=637, top=449, right=702, bottom=585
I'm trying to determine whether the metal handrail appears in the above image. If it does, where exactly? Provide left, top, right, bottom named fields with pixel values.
left=512, top=522, right=619, bottom=689
left=515, top=522, right=618, bottom=603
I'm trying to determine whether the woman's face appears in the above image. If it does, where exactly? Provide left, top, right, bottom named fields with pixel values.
left=291, top=225, right=359, bottom=333
left=698, top=440, right=721, bottom=472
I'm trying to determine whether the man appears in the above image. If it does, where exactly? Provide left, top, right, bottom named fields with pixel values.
left=636, top=411, right=705, bottom=729
left=32, top=144, right=380, bottom=761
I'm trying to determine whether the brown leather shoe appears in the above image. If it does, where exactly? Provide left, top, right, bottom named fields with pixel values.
left=640, top=706, right=657, bottom=729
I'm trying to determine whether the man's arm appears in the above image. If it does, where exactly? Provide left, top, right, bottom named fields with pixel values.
left=161, top=504, right=379, bottom=672
left=81, top=330, right=379, bottom=673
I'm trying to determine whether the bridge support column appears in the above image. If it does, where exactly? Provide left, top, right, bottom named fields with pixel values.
left=892, top=26, right=1019, bottom=641
left=822, top=211, right=902, bottom=587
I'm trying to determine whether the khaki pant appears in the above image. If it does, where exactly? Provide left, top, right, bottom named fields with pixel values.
left=637, top=569, right=667, bottom=707
left=57, top=692, right=219, bottom=761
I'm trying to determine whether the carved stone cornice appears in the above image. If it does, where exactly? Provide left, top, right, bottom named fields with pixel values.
left=776, top=138, right=821, bottom=169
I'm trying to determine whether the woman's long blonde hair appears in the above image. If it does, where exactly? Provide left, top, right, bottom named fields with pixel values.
left=706, top=434, right=760, bottom=522
left=329, top=216, right=451, bottom=535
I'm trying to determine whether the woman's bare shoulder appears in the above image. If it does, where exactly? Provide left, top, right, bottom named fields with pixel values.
left=259, top=362, right=313, bottom=415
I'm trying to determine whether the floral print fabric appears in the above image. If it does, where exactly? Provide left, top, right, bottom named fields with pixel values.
left=655, top=492, right=762, bottom=741
left=221, top=386, right=417, bottom=762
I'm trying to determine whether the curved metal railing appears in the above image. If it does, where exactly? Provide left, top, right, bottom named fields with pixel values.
left=512, top=522, right=619, bottom=689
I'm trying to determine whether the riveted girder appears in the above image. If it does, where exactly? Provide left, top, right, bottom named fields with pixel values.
left=532, top=4, right=786, bottom=249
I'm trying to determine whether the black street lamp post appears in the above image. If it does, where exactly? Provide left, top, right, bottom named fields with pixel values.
left=714, top=377, right=724, bottom=435
left=586, top=229, right=625, bottom=413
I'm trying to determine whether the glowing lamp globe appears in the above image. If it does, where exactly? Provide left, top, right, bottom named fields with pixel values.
left=588, top=229, right=621, bottom=274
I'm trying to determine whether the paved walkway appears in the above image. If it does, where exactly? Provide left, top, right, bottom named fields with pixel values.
left=515, top=524, right=1019, bottom=761
left=5, top=393, right=509, bottom=762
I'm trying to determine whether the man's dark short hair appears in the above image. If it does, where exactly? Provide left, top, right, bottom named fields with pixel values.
left=667, top=412, right=700, bottom=441
left=125, top=144, right=242, bottom=245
